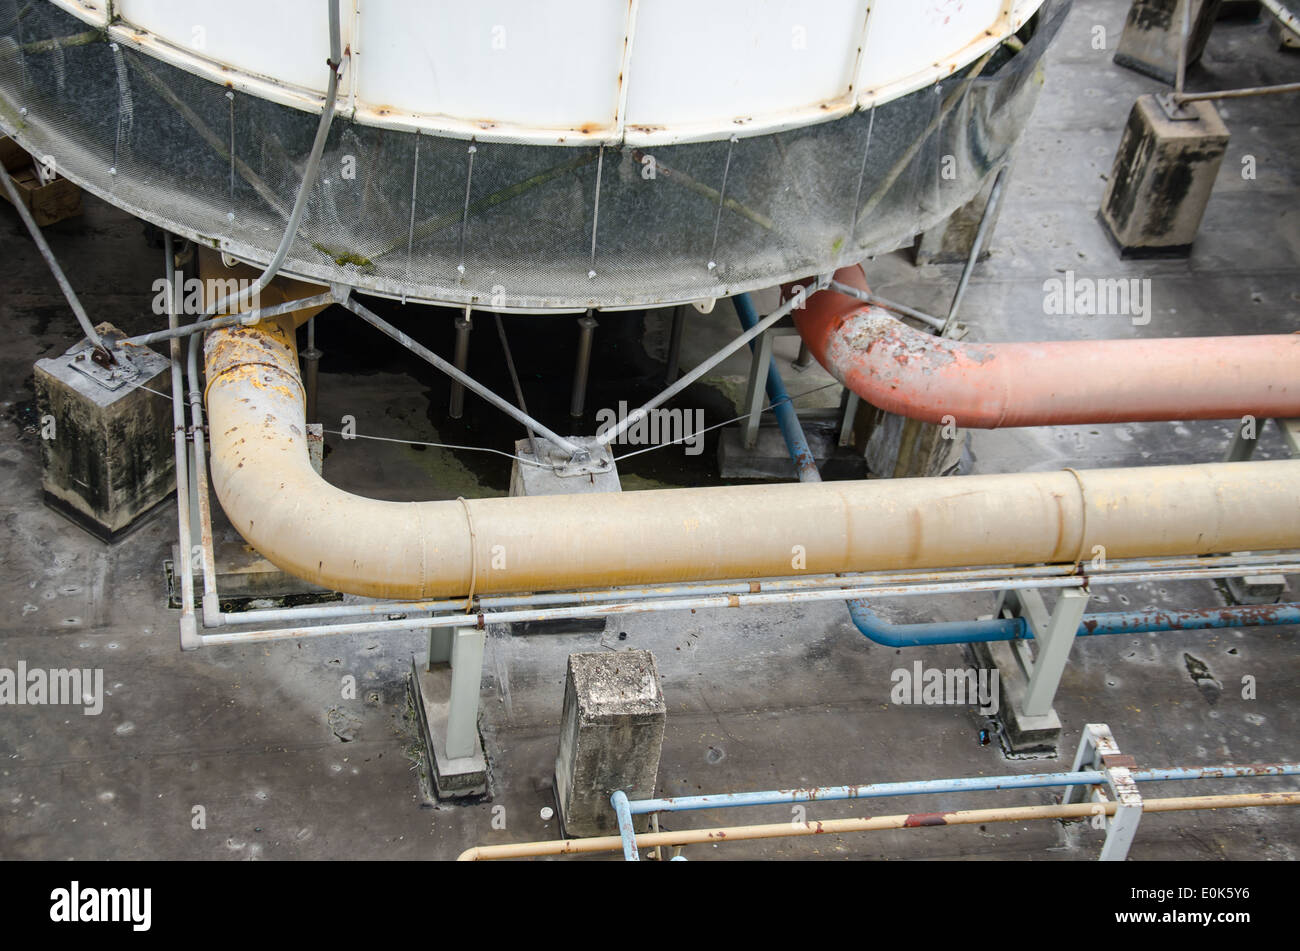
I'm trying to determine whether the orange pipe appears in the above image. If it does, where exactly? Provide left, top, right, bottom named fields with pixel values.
left=792, top=266, right=1300, bottom=428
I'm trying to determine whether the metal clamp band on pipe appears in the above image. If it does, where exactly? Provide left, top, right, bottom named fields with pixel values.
left=795, top=266, right=1300, bottom=428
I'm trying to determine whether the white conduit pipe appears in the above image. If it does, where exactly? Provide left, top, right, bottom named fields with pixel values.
left=203, top=317, right=1300, bottom=601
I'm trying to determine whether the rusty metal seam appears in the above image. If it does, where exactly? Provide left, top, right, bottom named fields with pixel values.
left=1062, top=466, right=1089, bottom=568
left=457, top=496, right=478, bottom=611
left=203, top=359, right=305, bottom=406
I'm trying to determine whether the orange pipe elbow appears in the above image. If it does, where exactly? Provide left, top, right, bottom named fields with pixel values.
left=793, top=266, right=1300, bottom=428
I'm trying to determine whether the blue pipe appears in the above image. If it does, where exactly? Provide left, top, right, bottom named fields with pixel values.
left=610, top=790, right=640, bottom=862
left=626, top=763, right=1300, bottom=816
left=847, top=599, right=1300, bottom=648
left=734, top=293, right=821, bottom=482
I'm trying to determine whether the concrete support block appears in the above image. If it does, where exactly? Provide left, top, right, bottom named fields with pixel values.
left=1099, top=94, right=1229, bottom=258
left=35, top=324, right=174, bottom=541
left=554, top=650, right=666, bottom=837
left=1113, top=0, right=1223, bottom=84
left=912, top=170, right=1005, bottom=266
left=508, top=435, right=621, bottom=497
left=860, top=405, right=967, bottom=479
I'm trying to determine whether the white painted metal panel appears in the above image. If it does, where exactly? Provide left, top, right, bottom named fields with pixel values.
left=623, top=0, right=866, bottom=130
left=49, top=0, right=1048, bottom=144
left=355, top=0, right=629, bottom=135
left=117, top=0, right=335, bottom=93
left=858, top=0, right=1006, bottom=94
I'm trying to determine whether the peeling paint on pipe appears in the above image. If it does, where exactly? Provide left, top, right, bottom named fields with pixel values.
left=204, top=319, right=1300, bottom=600
left=793, top=265, right=1300, bottom=428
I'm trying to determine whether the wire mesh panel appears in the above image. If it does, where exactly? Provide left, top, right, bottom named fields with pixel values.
left=0, top=0, right=1067, bottom=313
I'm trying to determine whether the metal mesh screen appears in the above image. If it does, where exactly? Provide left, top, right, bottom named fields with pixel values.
left=0, top=0, right=1066, bottom=313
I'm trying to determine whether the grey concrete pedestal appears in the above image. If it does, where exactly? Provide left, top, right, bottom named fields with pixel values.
left=35, top=323, right=174, bottom=541
left=1113, top=0, right=1222, bottom=84
left=1099, top=94, right=1229, bottom=257
left=555, top=650, right=666, bottom=837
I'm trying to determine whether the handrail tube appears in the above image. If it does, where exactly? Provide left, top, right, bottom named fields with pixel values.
left=460, top=791, right=1300, bottom=860
left=628, top=763, right=1300, bottom=815
left=208, top=552, right=1300, bottom=626
left=196, top=563, right=1300, bottom=647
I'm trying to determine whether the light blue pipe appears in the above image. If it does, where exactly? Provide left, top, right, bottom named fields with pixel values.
left=610, top=790, right=639, bottom=862
left=734, top=293, right=821, bottom=482
left=626, top=763, right=1300, bottom=816
left=847, top=599, right=1300, bottom=648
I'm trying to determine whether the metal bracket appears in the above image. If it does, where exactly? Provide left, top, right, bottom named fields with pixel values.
left=1155, top=92, right=1199, bottom=122
left=67, top=333, right=144, bottom=391
left=1063, top=723, right=1143, bottom=861
left=740, top=322, right=802, bottom=449
left=554, top=452, right=611, bottom=478
left=524, top=436, right=614, bottom=479
left=996, top=586, right=1089, bottom=719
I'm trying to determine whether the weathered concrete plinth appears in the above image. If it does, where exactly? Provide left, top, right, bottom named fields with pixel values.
left=1099, top=94, right=1229, bottom=257
left=555, top=650, right=666, bottom=837
left=970, top=640, right=1063, bottom=755
left=860, top=406, right=967, bottom=479
left=34, top=324, right=174, bottom=541
left=1113, top=0, right=1221, bottom=84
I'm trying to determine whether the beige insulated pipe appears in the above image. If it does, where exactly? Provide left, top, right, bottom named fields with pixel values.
left=204, top=318, right=1300, bottom=600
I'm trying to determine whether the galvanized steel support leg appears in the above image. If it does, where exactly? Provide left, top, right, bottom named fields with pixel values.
left=1064, top=723, right=1122, bottom=804
left=448, top=311, right=472, bottom=420
left=427, top=627, right=453, bottom=669
left=302, top=316, right=322, bottom=424
left=741, top=328, right=775, bottom=449
left=664, top=305, right=686, bottom=385
left=1225, top=417, right=1258, bottom=462
left=1099, top=766, right=1143, bottom=861
left=1019, top=588, right=1089, bottom=718
left=1061, top=723, right=1143, bottom=860
left=570, top=313, right=598, bottom=418
left=1223, top=418, right=1297, bottom=601
left=445, top=626, right=486, bottom=760
left=793, top=341, right=813, bottom=372
left=838, top=389, right=860, bottom=449
left=611, top=790, right=640, bottom=862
